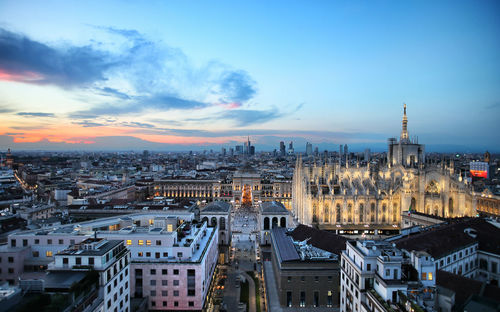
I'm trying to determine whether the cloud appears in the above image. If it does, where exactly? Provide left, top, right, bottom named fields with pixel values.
left=97, top=87, right=131, bottom=100
left=0, top=106, right=15, bottom=114
left=220, top=108, right=282, bottom=126
left=0, top=28, right=114, bottom=87
left=69, top=94, right=209, bottom=118
left=72, top=120, right=105, bottom=127
left=17, top=112, right=55, bottom=117
left=218, top=70, right=256, bottom=104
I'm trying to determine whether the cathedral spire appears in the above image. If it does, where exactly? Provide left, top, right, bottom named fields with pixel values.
left=400, top=103, right=409, bottom=143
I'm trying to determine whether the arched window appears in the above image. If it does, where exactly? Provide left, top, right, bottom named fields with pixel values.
left=264, top=217, right=270, bottom=230
left=359, top=204, right=364, bottom=223
left=312, top=203, right=318, bottom=223
left=392, top=204, right=398, bottom=222
left=348, top=204, right=352, bottom=223
left=371, top=203, right=375, bottom=222
left=272, top=217, right=278, bottom=228
left=433, top=206, right=439, bottom=216
left=211, top=217, right=217, bottom=227
left=202, top=217, right=208, bottom=225
left=323, top=205, right=329, bottom=223
left=382, top=204, right=386, bottom=223
left=336, top=204, right=341, bottom=223
left=411, top=197, right=416, bottom=212
left=220, top=217, right=226, bottom=230
left=449, top=198, right=454, bottom=216
left=280, top=217, right=286, bottom=228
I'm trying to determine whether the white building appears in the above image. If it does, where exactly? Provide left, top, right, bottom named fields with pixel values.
left=4, top=212, right=219, bottom=311
left=50, top=238, right=131, bottom=312
left=258, top=201, right=290, bottom=245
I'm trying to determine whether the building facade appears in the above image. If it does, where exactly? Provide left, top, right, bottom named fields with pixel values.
left=293, top=105, right=476, bottom=230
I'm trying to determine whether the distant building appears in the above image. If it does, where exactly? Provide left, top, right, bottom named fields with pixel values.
left=280, top=141, right=286, bottom=157
left=306, top=142, right=313, bottom=156
left=470, top=161, right=489, bottom=179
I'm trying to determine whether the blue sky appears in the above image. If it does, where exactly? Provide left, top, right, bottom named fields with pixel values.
left=0, top=0, right=499, bottom=151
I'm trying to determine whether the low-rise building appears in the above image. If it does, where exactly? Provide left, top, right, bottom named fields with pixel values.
left=258, top=201, right=290, bottom=245
left=270, top=225, right=345, bottom=309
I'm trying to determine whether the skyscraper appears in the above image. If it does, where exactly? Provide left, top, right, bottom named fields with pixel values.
left=280, top=141, right=286, bottom=156
left=306, top=142, right=313, bottom=156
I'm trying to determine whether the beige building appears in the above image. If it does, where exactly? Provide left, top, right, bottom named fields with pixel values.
left=292, top=105, right=476, bottom=231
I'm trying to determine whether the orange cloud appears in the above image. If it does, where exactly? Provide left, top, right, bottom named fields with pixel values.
left=0, top=69, right=44, bottom=82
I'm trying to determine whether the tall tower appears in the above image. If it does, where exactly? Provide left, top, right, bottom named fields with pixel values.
left=400, top=103, right=409, bottom=143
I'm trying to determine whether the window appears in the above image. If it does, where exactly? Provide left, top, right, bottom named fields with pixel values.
left=162, top=290, right=168, bottom=296
left=8, top=268, right=14, bottom=273
left=177, top=252, right=183, bottom=258
left=301, top=276, right=305, bottom=282
left=10, top=239, right=16, bottom=247
left=35, top=239, right=39, bottom=244
left=189, top=301, right=194, bottom=307
left=150, top=269, right=156, bottom=275
left=146, top=240, right=151, bottom=246
left=89, top=257, right=94, bottom=265
left=151, top=290, right=156, bottom=296
left=163, top=301, right=167, bottom=307
left=126, top=240, right=132, bottom=245
left=327, top=290, right=333, bottom=307
left=300, top=291, right=306, bottom=307
left=173, top=280, right=179, bottom=286
left=287, top=276, right=292, bottom=282
left=59, top=239, right=64, bottom=244
left=47, top=239, right=52, bottom=244
left=314, top=276, right=319, bottom=282
left=386, top=269, right=390, bottom=277
left=151, top=301, right=156, bottom=307
left=155, top=252, right=160, bottom=259
left=162, top=269, right=168, bottom=275
left=33, top=251, right=39, bottom=257
left=8, top=257, right=14, bottom=263
left=173, top=269, right=179, bottom=275
left=174, top=301, right=178, bottom=307
left=46, top=251, right=53, bottom=257
left=156, top=240, right=161, bottom=246
left=174, top=290, right=179, bottom=296
left=421, top=272, right=427, bottom=280
left=138, top=252, right=143, bottom=257
left=328, top=276, right=332, bottom=282
left=76, top=257, right=81, bottom=265
left=70, top=239, right=75, bottom=245
left=162, top=280, right=168, bottom=286
left=492, top=262, right=498, bottom=274
left=163, top=252, right=168, bottom=257
left=367, top=263, right=371, bottom=271
left=287, top=291, right=292, bottom=307
left=428, top=272, right=433, bottom=280
left=150, top=280, right=156, bottom=286
left=23, top=239, right=28, bottom=246
left=146, top=252, right=151, bottom=257
left=314, top=291, right=319, bottom=307
left=138, top=240, right=143, bottom=245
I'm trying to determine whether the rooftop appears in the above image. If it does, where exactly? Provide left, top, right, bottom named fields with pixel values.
left=260, top=201, right=288, bottom=214
left=201, top=201, right=231, bottom=213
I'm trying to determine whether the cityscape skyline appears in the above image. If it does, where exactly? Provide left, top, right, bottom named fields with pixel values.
left=0, top=1, right=499, bottom=152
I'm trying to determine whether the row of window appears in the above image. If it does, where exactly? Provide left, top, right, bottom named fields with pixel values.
left=11, top=238, right=76, bottom=247
left=150, top=300, right=195, bottom=308
left=126, top=239, right=163, bottom=246
left=149, top=279, right=179, bottom=286
left=286, top=290, right=335, bottom=307
left=287, top=275, right=333, bottom=282
left=136, top=251, right=184, bottom=258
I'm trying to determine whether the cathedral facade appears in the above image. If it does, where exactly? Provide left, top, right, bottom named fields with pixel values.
left=292, top=105, right=476, bottom=231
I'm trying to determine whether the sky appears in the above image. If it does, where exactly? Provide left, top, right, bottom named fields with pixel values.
left=0, top=0, right=499, bottom=152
